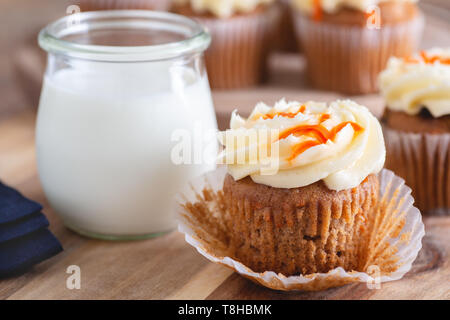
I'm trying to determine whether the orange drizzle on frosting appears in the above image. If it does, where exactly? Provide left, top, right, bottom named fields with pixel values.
left=278, top=124, right=329, bottom=143
left=329, top=122, right=364, bottom=139
left=278, top=121, right=364, bottom=161
left=252, top=105, right=364, bottom=160
left=289, top=140, right=322, bottom=161
left=319, top=113, right=330, bottom=122
left=313, top=0, right=322, bottom=21
left=253, top=105, right=306, bottom=120
left=404, top=51, right=450, bottom=65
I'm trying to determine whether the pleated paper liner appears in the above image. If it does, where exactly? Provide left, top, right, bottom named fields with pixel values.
left=176, top=167, right=424, bottom=291
left=77, top=0, right=170, bottom=11
left=192, top=5, right=278, bottom=89
left=384, top=126, right=450, bottom=216
left=221, top=173, right=380, bottom=276
left=292, top=11, right=424, bottom=94
left=273, top=0, right=299, bottom=52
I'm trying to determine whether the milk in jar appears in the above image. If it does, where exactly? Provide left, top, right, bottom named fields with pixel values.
left=36, top=11, right=216, bottom=239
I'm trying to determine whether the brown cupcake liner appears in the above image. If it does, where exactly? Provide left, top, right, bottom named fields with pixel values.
left=292, top=11, right=424, bottom=94
left=384, top=126, right=450, bottom=215
left=177, top=167, right=424, bottom=291
left=77, top=0, right=170, bottom=11
left=273, top=0, right=299, bottom=52
left=192, top=6, right=278, bottom=89
left=221, top=174, right=379, bottom=276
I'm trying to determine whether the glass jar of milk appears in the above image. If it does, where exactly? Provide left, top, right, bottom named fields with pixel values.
left=37, top=11, right=217, bottom=240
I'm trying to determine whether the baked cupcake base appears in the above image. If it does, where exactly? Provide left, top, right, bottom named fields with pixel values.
left=274, top=0, right=298, bottom=52
left=172, top=4, right=277, bottom=89
left=292, top=4, right=424, bottom=94
left=383, top=109, right=450, bottom=215
left=222, top=174, right=379, bottom=275
left=177, top=167, right=424, bottom=291
left=384, top=129, right=450, bottom=216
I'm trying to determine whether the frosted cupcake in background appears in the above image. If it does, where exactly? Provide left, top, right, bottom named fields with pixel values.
left=171, top=0, right=278, bottom=89
left=77, top=0, right=171, bottom=11
left=291, top=0, right=424, bottom=94
left=274, top=0, right=299, bottom=52
left=380, top=48, right=450, bottom=215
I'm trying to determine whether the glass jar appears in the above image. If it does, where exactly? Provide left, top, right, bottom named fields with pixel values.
left=37, top=10, right=217, bottom=240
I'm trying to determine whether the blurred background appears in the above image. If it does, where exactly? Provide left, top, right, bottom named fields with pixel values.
left=0, top=0, right=449, bottom=124
left=0, top=0, right=449, bottom=300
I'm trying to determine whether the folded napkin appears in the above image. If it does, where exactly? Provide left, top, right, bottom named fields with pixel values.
left=0, top=183, right=42, bottom=224
left=0, top=181, right=62, bottom=278
left=0, top=212, right=49, bottom=243
left=0, top=229, right=62, bottom=277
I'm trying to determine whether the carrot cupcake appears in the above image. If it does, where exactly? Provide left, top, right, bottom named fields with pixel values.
left=216, top=99, right=386, bottom=275
left=77, top=0, right=170, bottom=11
left=291, top=0, right=424, bottom=94
left=380, top=48, right=450, bottom=215
left=274, top=0, right=298, bottom=52
left=171, top=0, right=277, bottom=89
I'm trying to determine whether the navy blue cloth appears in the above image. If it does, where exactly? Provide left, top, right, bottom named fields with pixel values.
left=0, top=181, right=62, bottom=278
left=0, top=182, right=42, bottom=224
left=0, top=229, right=62, bottom=277
left=0, top=212, right=49, bottom=243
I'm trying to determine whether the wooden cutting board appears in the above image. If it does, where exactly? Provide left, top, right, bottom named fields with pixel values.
left=3, top=5, right=450, bottom=298
left=0, top=97, right=449, bottom=300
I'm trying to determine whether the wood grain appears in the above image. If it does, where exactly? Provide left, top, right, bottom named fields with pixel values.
left=0, top=102, right=449, bottom=301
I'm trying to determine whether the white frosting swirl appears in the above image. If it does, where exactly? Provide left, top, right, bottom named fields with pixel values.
left=218, top=99, right=385, bottom=191
left=173, top=0, right=274, bottom=18
left=292, top=0, right=418, bottom=14
left=379, top=48, right=450, bottom=117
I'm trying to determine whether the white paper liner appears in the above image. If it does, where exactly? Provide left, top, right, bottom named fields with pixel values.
left=176, top=167, right=424, bottom=291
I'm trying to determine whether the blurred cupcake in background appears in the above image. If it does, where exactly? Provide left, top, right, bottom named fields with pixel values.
left=274, top=0, right=299, bottom=52
left=172, top=0, right=278, bottom=89
left=380, top=48, right=450, bottom=215
left=77, top=0, right=171, bottom=11
left=291, top=0, right=424, bottom=94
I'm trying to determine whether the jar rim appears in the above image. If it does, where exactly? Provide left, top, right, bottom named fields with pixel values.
left=38, top=10, right=211, bottom=62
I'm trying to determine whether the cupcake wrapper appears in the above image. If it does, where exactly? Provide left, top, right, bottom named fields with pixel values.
left=194, top=6, right=278, bottom=89
left=176, top=167, right=424, bottom=291
left=293, top=12, right=424, bottom=94
left=221, top=174, right=380, bottom=276
left=273, top=1, right=299, bottom=52
left=77, top=0, right=170, bottom=11
left=384, top=127, right=450, bottom=215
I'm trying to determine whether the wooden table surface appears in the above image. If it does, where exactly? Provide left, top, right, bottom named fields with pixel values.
left=1, top=0, right=450, bottom=300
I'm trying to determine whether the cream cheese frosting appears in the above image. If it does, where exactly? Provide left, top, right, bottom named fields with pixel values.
left=292, top=0, right=418, bottom=14
left=218, top=99, right=385, bottom=191
left=173, top=0, right=274, bottom=18
left=379, top=48, right=450, bottom=117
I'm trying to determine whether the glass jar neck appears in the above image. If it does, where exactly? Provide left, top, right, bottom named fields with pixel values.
left=38, top=10, right=211, bottom=62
